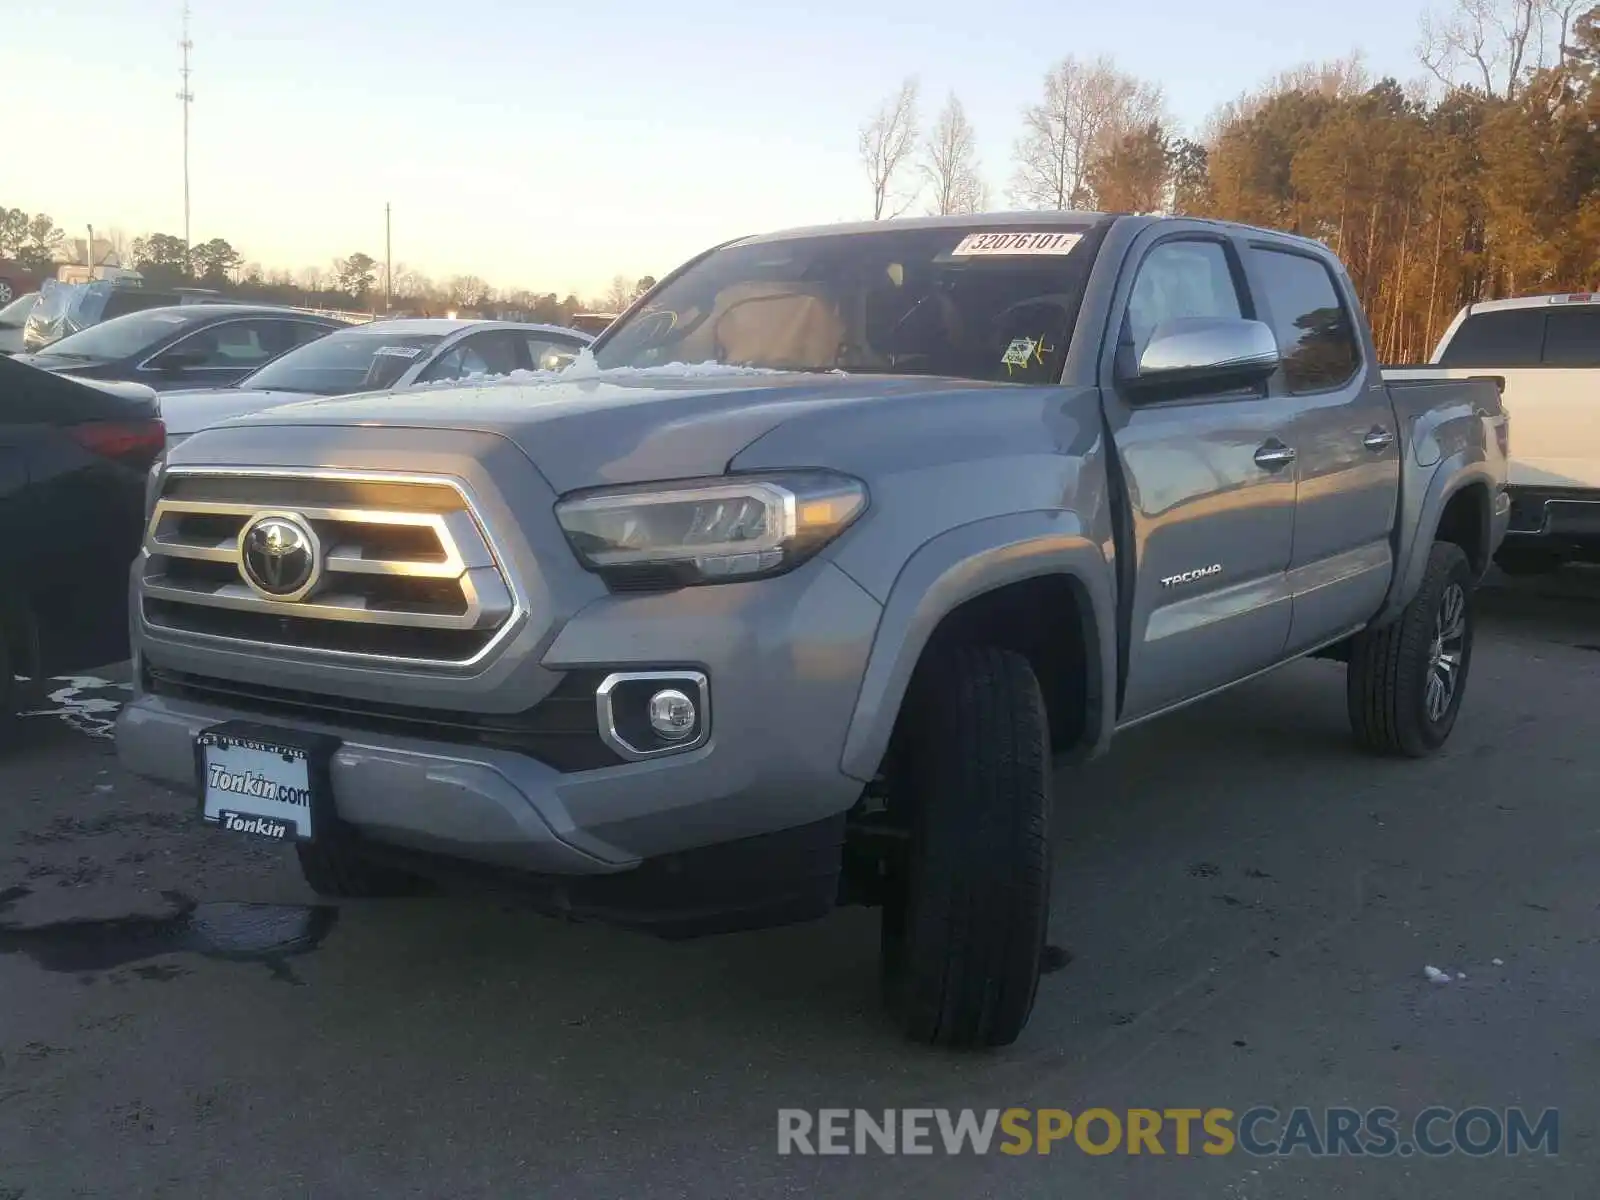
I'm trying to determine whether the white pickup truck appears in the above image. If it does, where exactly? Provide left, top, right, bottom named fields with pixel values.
left=1386, top=293, right=1600, bottom=574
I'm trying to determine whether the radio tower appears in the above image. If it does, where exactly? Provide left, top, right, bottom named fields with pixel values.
left=177, top=3, right=195, bottom=256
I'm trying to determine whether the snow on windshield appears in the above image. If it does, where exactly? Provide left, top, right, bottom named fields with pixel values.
left=398, top=348, right=785, bottom=393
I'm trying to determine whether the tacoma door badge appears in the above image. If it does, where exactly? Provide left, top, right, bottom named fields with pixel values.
left=1161, top=563, right=1222, bottom=588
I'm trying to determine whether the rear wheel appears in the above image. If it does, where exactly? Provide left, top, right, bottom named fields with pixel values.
left=1347, top=541, right=1475, bottom=757
left=881, top=643, right=1051, bottom=1048
left=294, top=842, right=429, bottom=899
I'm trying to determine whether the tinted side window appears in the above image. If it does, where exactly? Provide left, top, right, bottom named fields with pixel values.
left=285, top=320, right=339, bottom=351
left=1247, top=247, right=1359, bottom=393
left=420, top=331, right=522, bottom=383
left=1126, top=240, right=1243, bottom=359
left=1539, top=308, right=1600, bottom=366
left=161, top=319, right=283, bottom=369
left=524, top=332, right=585, bottom=370
left=1437, top=309, right=1545, bottom=367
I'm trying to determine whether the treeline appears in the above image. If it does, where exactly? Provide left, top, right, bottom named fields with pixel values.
left=862, top=0, right=1600, bottom=362
left=0, top=212, right=654, bottom=324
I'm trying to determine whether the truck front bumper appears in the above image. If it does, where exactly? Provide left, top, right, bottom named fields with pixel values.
left=117, top=558, right=884, bottom=889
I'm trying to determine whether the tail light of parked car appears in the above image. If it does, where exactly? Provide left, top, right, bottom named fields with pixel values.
left=67, top=417, right=167, bottom=468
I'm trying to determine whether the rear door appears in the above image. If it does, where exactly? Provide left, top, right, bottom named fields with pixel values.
left=1243, top=243, right=1397, bottom=653
left=1102, top=229, right=1298, bottom=723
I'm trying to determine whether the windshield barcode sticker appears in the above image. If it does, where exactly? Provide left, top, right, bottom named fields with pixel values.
left=371, top=345, right=423, bottom=358
left=951, top=232, right=1083, bottom=257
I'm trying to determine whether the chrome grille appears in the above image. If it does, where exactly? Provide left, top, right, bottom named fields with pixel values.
left=139, top=468, right=521, bottom=667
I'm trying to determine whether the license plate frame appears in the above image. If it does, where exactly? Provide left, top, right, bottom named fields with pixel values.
left=194, top=721, right=342, bottom=844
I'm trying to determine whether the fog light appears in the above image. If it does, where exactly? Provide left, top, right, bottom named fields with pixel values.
left=648, top=688, right=696, bottom=740
left=595, top=670, right=710, bottom=760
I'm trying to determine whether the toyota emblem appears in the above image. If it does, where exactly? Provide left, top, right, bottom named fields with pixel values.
left=238, top=512, right=322, bottom=600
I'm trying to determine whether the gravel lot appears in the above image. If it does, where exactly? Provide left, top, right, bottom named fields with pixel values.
left=2, top=570, right=1597, bottom=1199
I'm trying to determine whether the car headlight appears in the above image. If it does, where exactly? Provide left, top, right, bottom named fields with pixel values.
left=554, top=471, right=868, bottom=587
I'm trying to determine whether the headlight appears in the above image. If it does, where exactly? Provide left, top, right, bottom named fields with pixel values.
left=555, top=470, right=868, bottom=587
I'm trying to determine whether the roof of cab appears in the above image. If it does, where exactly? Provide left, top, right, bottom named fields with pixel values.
left=734, top=210, right=1114, bottom=246
left=1455, top=292, right=1600, bottom=314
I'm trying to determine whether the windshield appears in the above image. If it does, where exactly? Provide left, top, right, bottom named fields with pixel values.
left=34, top=307, right=194, bottom=361
left=592, top=223, right=1109, bottom=383
left=238, top=328, right=446, bottom=394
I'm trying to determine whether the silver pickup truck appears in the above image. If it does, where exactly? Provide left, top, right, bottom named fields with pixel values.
left=117, top=213, right=1510, bottom=1048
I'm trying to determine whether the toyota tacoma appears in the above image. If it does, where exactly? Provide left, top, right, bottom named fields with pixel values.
left=117, top=213, right=1510, bottom=1047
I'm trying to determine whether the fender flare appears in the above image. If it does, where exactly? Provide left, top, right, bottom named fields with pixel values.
left=838, top=511, right=1117, bottom=782
left=1373, top=453, right=1497, bottom=628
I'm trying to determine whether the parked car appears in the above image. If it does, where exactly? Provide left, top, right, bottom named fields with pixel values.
left=117, top=212, right=1508, bottom=1048
left=23, top=279, right=227, bottom=352
left=156, top=318, right=593, bottom=446
left=0, top=355, right=166, bottom=735
left=9, top=304, right=349, bottom=392
left=1386, top=292, right=1600, bottom=574
left=0, top=292, right=37, bottom=355
left=0, top=258, right=40, bottom=306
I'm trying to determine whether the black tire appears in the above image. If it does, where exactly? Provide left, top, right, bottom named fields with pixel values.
left=294, top=841, right=428, bottom=899
left=1495, top=547, right=1564, bottom=577
left=1347, top=541, right=1475, bottom=758
left=881, top=643, right=1051, bottom=1048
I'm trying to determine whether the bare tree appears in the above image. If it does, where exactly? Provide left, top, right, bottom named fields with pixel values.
left=859, top=76, right=922, bottom=219
left=447, top=275, right=491, bottom=308
left=602, top=274, right=634, bottom=313
left=1418, top=0, right=1579, bottom=99
left=1202, top=53, right=1370, bottom=145
left=1009, top=56, right=1164, bottom=210
left=920, top=93, right=988, bottom=215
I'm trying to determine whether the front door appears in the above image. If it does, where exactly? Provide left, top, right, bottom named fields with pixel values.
left=1242, top=244, right=1399, bottom=654
left=1102, top=231, right=1297, bottom=723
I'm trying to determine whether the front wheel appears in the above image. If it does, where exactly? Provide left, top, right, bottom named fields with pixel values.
left=1347, top=541, right=1475, bottom=757
left=881, top=643, right=1052, bottom=1048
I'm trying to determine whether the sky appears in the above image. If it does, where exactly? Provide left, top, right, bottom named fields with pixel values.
left=2, top=0, right=1442, bottom=300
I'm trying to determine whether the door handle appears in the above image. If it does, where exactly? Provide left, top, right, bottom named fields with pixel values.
left=1363, top=426, right=1395, bottom=452
left=1253, top=440, right=1296, bottom=471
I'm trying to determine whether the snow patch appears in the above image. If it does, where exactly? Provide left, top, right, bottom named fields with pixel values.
left=398, top=350, right=786, bottom=395
left=18, top=674, right=132, bottom=740
left=1423, top=965, right=1452, bottom=984
left=561, top=347, right=784, bottom=380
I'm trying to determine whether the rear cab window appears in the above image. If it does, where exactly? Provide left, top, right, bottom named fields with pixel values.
left=1437, top=309, right=1545, bottom=367
left=1539, top=307, right=1600, bottom=366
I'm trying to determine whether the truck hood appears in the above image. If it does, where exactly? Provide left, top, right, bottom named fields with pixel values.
left=210, top=369, right=995, bottom=492
left=158, top=387, right=313, bottom=437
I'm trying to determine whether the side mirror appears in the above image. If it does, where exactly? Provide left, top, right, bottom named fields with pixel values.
left=1125, top=317, right=1280, bottom=396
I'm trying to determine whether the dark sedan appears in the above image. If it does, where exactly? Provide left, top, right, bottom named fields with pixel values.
left=0, top=355, right=167, bottom=734
left=9, top=304, right=349, bottom=391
